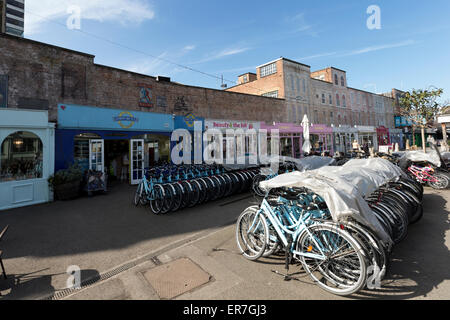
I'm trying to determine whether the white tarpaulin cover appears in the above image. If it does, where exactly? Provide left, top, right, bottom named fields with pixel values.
left=396, top=150, right=442, bottom=167
left=224, top=155, right=336, bottom=171
left=259, top=158, right=402, bottom=246
left=259, top=155, right=336, bottom=174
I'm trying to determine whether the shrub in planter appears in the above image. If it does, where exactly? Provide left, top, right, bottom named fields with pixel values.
left=48, top=165, right=84, bottom=200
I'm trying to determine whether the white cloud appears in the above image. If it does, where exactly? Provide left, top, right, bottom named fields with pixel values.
left=297, top=51, right=338, bottom=61
left=126, top=52, right=172, bottom=76
left=25, top=0, right=155, bottom=35
left=183, top=45, right=196, bottom=51
left=343, top=40, right=416, bottom=56
left=191, top=47, right=250, bottom=64
left=297, top=40, right=416, bottom=62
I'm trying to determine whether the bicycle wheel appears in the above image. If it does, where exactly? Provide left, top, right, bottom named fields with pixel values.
left=170, top=183, right=183, bottom=212
left=409, top=202, right=423, bottom=224
left=221, top=173, right=234, bottom=197
left=149, top=184, right=164, bottom=214
left=297, top=223, right=368, bottom=296
left=188, top=180, right=201, bottom=207
left=427, top=173, right=450, bottom=189
left=160, top=184, right=174, bottom=214
left=133, top=182, right=143, bottom=206
left=252, top=174, right=267, bottom=197
left=180, top=181, right=192, bottom=208
left=196, top=178, right=208, bottom=204
left=235, top=207, right=268, bottom=261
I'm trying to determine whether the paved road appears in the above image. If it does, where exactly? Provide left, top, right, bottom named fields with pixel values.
left=0, top=183, right=449, bottom=300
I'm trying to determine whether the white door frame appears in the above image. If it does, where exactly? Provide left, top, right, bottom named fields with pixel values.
left=89, top=139, right=104, bottom=172
left=130, top=139, right=145, bottom=185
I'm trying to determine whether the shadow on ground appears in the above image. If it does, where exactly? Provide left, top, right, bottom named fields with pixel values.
left=0, top=268, right=100, bottom=300
left=0, top=182, right=251, bottom=260
left=352, top=191, right=450, bottom=299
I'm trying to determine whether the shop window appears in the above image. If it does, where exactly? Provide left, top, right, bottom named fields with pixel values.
left=1, top=131, right=43, bottom=182
left=74, top=133, right=101, bottom=170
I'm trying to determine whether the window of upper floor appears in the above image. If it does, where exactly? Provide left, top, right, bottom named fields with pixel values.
left=341, top=76, right=345, bottom=87
left=262, top=90, right=279, bottom=98
left=334, top=74, right=338, bottom=85
left=321, top=93, right=325, bottom=104
left=336, top=94, right=340, bottom=106
left=260, top=62, right=277, bottom=77
left=342, top=95, right=346, bottom=107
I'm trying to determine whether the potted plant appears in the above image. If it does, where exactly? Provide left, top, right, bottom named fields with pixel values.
left=48, top=164, right=84, bottom=200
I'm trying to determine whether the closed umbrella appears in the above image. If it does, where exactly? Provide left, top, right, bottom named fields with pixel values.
left=302, top=114, right=312, bottom=154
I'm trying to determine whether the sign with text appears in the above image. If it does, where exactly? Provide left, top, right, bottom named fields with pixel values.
left=204, top=119, right=260, bottom=131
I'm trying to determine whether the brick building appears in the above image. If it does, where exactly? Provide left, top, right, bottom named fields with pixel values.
left=0, top=33, right=286, bottom=123
left=226, top=57, right=396, bottom=129
left=0, top=34, right=288, bottom=183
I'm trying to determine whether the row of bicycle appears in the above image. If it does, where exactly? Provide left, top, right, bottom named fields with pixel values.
left=133, top=167, right=259, bottom=214
left=236, top=175, right=423, bottom=296
left=140, top=164, right=227, bottom=184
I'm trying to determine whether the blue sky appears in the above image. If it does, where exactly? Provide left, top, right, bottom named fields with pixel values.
left=25, top=0, right=450, bottom=101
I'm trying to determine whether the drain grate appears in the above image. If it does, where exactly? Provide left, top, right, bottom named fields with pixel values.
left=43, top=256, right=158, bottom=300
left=143, top=258, right=211, bottom=300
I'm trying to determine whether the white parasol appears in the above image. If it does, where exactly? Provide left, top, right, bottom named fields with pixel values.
left=302, top=114, right=312, bottom=154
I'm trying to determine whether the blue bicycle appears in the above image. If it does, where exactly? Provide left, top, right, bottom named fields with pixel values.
left=236, top=188, right=368, bottom=296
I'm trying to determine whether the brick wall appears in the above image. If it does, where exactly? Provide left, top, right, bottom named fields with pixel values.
left=0, top=34, right=287, bottom=123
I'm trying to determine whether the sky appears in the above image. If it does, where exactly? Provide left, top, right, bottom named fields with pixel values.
left=23, top=0, right=450, bottom=101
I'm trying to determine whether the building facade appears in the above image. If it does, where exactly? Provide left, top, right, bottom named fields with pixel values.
left=226, top=58, right=396, bottom=130
left=0, top=0, right=24, bottom=37
left=0, top=33, right=288, bottom=190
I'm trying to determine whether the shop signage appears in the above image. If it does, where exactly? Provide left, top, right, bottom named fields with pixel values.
left=205, top=120, right=260, bottom=131
left=184, top=113, right=197, bottom=128
left=57, top=104, right=173, bottom=132
left=394, top=116, right=412, bottom=127
left=139, top=84, right=153, bottom=108
left=113, top=111, right=138, bottom=129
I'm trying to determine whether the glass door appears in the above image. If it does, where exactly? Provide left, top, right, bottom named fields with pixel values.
left=130, top=139, right=144, bottom=185
left=89, top=139, right=104, bottom=172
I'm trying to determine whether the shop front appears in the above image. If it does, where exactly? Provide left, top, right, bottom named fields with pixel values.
left=333, top=125, right=359, bottom=154
left=173, top=113, right=204, bottom=163
left=0, top=109, right=55, bottom=211
left=309, top=124, right=334, bottom=155
left=260, top=122, right=303, bottom=158
left=356, top=126, right=378, bottom=151
left=55, top=104, right=174, bottom=185
left=389, top=128, right=403, bottom=150
left=204, top=119, right=260, bottom=162
left=376, top=126, right=391, bottom=147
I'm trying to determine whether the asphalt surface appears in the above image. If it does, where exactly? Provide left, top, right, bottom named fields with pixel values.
left=0, top=182, right=449, bottom=300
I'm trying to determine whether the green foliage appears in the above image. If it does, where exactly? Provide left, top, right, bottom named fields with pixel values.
left=399, top=88, right=444, bottom=127
left=48, top=164, right=83, bottom=189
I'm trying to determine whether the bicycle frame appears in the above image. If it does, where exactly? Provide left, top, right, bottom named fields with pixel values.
left=408, top=164, right=437, bottom=183
left=250, top=198, right=328, bottom=261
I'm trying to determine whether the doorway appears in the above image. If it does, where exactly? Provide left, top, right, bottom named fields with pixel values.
left=104, top=139, right=130, bottom=183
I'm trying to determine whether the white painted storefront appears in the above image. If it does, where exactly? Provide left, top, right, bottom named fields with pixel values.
left=0, top=109, right=55, bottom=211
